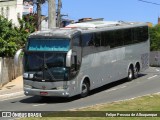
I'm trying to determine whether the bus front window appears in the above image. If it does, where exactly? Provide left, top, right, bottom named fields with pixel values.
left=24, top=52, right=68, bottom=81
left=24, top=38, right=70, bottom=81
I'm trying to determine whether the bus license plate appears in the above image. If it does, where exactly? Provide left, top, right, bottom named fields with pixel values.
left=40, top=92, right=48, bottom=96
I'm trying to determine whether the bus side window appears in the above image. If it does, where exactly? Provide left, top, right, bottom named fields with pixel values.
left=101, top=31, right=110, bottom=48
left=82, top=33, right=94, bottom=47
left=133, top=27, right=139, bottom=43
left=106, top=31, right=115, bottom=48
left=114, top=30, right=124, bottom=47
left=94, top=33, right=101, bottom=47
left=70, top=53, right=78, bottom=79
left=124, top=28, right=132, bottom=45
left=142, top=26, right=149, bottom=41
left=101, top=32, right=106, bottom=46
left=73, top=36, right=80, bottom=46
left=133, top=27, right=146, bottom=43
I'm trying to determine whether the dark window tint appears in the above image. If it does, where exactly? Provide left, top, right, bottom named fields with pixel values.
left=94, top=33, right=101, bottom=47
left=103, top=31, right=115, bottom=48
left=114, top=30, right=124, bottom=46
left=133, top=26, right=148, bottom=43
left=73, top=36, right=80, bottom=46
left=82, top=33, right=94, bottom=46
left=82, top=26, right=148, bottom=49
left=143, top=26, right=149, bottom=41
left=123, top=29, right=132, bottom=45
left=101, top=32, right=108, bottom=46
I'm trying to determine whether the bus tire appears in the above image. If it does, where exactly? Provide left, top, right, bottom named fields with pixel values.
left=80, top=81, right=90, bottom=98
left=134, top=65, right=139, bottom=79
left=127, top=66, right=134, bottom=81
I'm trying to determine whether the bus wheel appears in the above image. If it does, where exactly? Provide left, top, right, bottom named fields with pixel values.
left=127, top=67, right=134, bottom=81
left=80, top=81, right=90, bottom=98
left=134, top=65, right=139, bottom=79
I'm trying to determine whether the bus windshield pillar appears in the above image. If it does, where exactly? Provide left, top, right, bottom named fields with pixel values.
left=66, top=49, right=72, bottom=67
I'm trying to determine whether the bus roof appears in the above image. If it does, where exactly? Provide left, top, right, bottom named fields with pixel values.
left=29, top=21, right=148, bottom=38
left=29, top=28, right=80, bottom=39
left=66, top=21, right=148, bottom=33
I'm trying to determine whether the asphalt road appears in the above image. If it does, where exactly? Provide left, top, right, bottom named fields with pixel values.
left=0, top=67, right=160, bottom=111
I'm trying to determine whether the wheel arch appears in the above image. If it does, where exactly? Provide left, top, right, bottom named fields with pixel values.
left=135, top=62, right=141, bottom=72
left=127, top=63, right=134, bottom=72
left=80, top=76, right=91, bottom=92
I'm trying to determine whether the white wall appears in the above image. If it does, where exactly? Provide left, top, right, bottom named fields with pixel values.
left=0, top=0, right=23, bottom=26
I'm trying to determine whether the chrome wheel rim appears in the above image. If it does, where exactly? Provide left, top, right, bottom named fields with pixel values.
left=82, top=83, right=87, bottom=94
left=128, top=69, right=133, bottom=79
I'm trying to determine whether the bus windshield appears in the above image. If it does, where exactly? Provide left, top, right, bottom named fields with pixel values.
left=27, top=38, right=70, bottom=51
left=24, top=52, right=68, bottom=81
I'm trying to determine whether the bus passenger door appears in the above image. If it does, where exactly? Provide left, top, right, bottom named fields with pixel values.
left=70, top=35, right=82, bottom=79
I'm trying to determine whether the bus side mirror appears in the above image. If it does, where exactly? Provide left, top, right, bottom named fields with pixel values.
left=66, top=49, right=72, bottom=67
left=14, top=49, right=23, bottom=66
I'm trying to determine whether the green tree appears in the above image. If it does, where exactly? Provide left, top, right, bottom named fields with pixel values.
left=0, top=15, right=35, bottom=57
left=149, top=24, right=160, bottom=51
left=0, top=16, right=17, bottom=57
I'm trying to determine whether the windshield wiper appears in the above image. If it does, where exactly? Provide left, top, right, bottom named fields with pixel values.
left=44, top=63, right=56, bottom=80
left=44, top=54, right=56, bottom=81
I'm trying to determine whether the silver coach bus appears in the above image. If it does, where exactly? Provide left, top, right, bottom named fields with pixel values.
left=14, top=21, right=149, bottom=98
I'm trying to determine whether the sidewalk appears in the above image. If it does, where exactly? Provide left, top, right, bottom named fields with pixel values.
left=0, top=76, right=24, bottom=100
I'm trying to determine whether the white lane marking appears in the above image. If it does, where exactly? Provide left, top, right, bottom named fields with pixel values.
left=156, top=69, right=160, bottom=72
left=33, top=104, right=46, bottom=107
left=105, top=86, right=127, bottom=93
left=147, top=75, right=158, bottom=80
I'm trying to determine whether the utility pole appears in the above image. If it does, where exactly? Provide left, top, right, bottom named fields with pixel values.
left=37, top=0, right=41, bottom=30
left=48, top=0, right=56, bottom=28
left=57, top=0, right=62, bottom=27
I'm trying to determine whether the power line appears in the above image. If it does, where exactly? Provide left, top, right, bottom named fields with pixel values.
left=138, top=0, right=160, bottom=6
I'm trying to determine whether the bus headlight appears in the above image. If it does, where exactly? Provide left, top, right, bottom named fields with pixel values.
left=23, top=73, right=28, bottom=78
left=56, top=85, right=68, bottom=90
left=56, top=86, right=64, bottom=90
left=24, top=84, right=32, bottom=88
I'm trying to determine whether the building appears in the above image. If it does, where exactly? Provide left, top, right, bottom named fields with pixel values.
left=0, top=0, right=23, bottom=26
left=23, top=0, right=33, bottom=15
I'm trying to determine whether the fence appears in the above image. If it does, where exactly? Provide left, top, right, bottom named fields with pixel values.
left=0, top=57, right=22, bottom=88
left=150, top=51, right=160, bottom=67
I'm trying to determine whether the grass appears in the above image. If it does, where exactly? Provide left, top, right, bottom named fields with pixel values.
left=21, top=93, right=160, bottom=120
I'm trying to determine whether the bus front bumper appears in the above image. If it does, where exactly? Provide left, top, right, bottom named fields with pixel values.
left=24, top=88, right=70, bottom=97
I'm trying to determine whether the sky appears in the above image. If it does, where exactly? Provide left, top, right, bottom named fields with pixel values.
left=35, top=0, right=160, bottom=24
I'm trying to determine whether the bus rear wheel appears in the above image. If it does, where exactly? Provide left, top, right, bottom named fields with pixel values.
left=134, top=65, right=139, bottom=79
left=127, top=67, right=134, bottom=81
left=80, top=81, right=90, bottom=98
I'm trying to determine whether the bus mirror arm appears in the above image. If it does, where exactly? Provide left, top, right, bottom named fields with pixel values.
left=66, top=49, right=72, bottom=67
left=14, top=49, right=23, bottom=66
